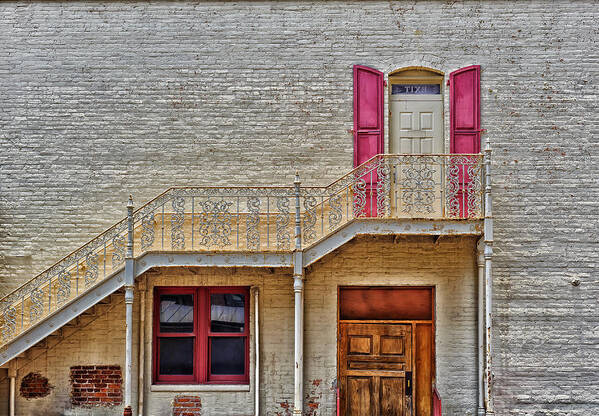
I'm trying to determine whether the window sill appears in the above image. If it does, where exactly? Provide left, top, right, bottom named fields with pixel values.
left=150, top=384, right=250, bottom=392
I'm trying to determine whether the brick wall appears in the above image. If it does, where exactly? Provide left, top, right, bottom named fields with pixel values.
left=0, top=1, right=597, bottom=415
left=173, top=395, right=202, bottom=416
left=70, top=365, right=123, bottom=407
left=19, top=372, right=53, bottom=399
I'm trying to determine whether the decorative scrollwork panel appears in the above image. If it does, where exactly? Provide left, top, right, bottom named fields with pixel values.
left=111, top=234, right=125, bottom=269
left=328, top=193, right=343, bottom=230
left=84, top=251, right=99, bottom=287
left=302, top=196, right=317, bottom=244
left=30, top=287, right=44, bottom=323
left=276, top=197, right=291, bottom=250
left=246, top=197, right=261, bottom=251
left=352, top=176, right=367, bottom=218
left=467, top=161, right=483, bottom=217
left=171, top=196, right=186, bottom=250
left=376, top=160, right=391, bottom=217
left=2, top=306, right=16, bottom=342
left=198, top=199, right=233, bottom=248
left=401, top=157, right=436, bottom=214
left=56, top=270, right=71, bottom=306
left=141, top=213, right=156, bottom=250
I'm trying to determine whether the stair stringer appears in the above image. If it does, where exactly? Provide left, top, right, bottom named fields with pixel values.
left=0, top=269, right=126, bottom=367
left=4, top=293, right=125, bottom=379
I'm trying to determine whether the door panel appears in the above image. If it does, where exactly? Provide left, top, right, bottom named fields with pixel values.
left=340, top=323, right=412, bottom=416
left=381, top=377, right=405, bottom=416
left=348, top=377, right=375, bottom=416
left=415, top=323, right=433, bottom=415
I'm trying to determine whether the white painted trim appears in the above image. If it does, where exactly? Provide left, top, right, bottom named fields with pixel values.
left=150, top=384, right=250, bottom=392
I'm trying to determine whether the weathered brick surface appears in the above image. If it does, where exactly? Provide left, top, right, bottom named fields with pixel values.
left=173, top=395, right=202, bottom=416
left=70, top=365, right=123, bottom=407
left=19, top=372, right=53, bottom=399
left=0, top=1, right=597, bottom=415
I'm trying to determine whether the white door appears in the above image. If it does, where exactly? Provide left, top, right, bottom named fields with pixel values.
left=390, top=94, right=443, bottom=154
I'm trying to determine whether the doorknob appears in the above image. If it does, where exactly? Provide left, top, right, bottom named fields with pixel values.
left=405, top=371, right=413, bottom=396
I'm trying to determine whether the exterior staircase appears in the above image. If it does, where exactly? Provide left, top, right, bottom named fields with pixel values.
left=0, top=153, right=486, bottom=366
left=1, top=290, right=123, bottom=378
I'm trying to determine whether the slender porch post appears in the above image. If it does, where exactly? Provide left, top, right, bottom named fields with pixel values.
left=137, top=278, right=146, bottom=416
left=293, top=173, right=304, bottom=415
left=483, top=140, right=495, bottom=415
left=477, top=239, right=485, bottom=416
left=124, top=196, right=135, bottom=415
left=8, top=360, right=16, bottom=416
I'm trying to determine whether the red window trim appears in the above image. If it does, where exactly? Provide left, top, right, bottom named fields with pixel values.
left=153, top=286, right=250, bottom=385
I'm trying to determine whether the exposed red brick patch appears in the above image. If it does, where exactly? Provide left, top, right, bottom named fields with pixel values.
left=123, top=406, right=133, bottom=416
left=305, top=380, right=323, bottom=416
left=173, top=395, right=202, bottom=416
left=275, top=400, right=292, bottom=416
left=70, top=365, right=122, bottom=407
left=20, top=372, right=53, bottom=399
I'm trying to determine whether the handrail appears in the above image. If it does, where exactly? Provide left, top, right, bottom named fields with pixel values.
left=0, top=153, right=485, bottom=348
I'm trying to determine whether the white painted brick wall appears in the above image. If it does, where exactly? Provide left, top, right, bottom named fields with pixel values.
left=0, top=1, right=598, bottom=414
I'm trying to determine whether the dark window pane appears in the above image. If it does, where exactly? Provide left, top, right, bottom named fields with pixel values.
left=210, top=293, right=245, bottom=333
left=159, top=337, right=194, bottom=375
left=160, top=294, right=194, bottom=333
left=210, top=337, right=245, bottom=375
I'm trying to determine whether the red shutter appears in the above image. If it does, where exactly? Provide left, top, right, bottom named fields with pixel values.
left=353, top=65, right=384, bottom=167
left=449, top=65, right=481, bottom=218
left=450, top=65, right=481, bottom=154
left=353, top=65, right=384, bottom=217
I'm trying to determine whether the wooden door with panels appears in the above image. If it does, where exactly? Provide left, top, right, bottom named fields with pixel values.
left=339, top=323, right=413, bottom=416
left=338, top=287, right=434, bottom=416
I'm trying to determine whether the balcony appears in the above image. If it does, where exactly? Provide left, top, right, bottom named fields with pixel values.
left=0, top=153, right=486, bottom=355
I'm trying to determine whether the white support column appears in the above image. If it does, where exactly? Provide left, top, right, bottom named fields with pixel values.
left=137, top=278, right=146, bottom=416
left=293, top=173, right=304, bottom=415
left=253, top=287, right=260, bottom=416
left=124, top=196, right=135, bottom=415
left=293, top=269, right=304, bottom=415
left=8, top=360, right=16, bottom=416
left=125, top=286, right=134, bottom=409
left=483, top=139, right=495, bottom=415
left=477, top=239, right=485, bottom=416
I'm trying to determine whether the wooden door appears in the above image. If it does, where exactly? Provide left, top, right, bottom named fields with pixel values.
left=339, top=323, right=413, bottom=416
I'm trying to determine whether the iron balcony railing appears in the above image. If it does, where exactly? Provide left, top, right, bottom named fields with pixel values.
left=0, top=153, right=485, bottom=348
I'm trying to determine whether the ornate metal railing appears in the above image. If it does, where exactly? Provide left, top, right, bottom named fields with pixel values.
left=0, top=153, right=484, bottom=348
left=299, top=154, right=483, bottom=245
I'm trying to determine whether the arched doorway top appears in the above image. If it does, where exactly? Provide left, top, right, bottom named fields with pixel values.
left=389, top=66, right=444, bottom=78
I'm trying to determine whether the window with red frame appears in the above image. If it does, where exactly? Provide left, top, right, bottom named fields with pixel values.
left=153, top=287, right=249, bottom=384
